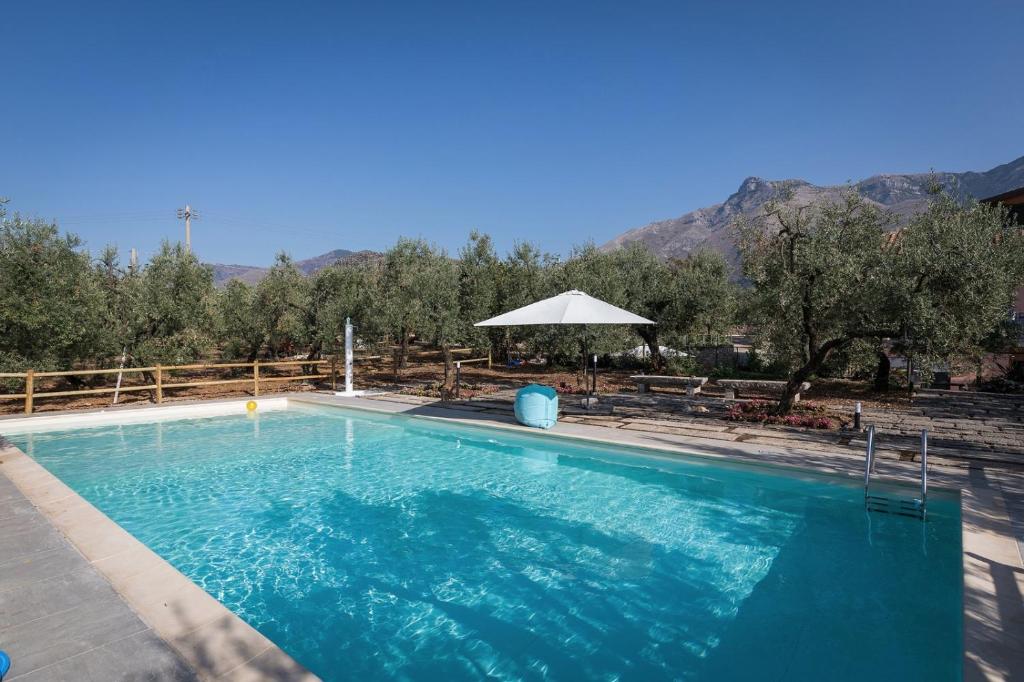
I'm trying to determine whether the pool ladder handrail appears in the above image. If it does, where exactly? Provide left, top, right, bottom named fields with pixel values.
left=863, top=425, right=928, bottom=520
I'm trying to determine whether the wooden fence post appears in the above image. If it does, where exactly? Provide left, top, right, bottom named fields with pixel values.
left=155, top=365, right=163, bottom=404
left=25, top=369, right=34, bottom=414
left=253, top=360, right=260, bottom=396
left=487, top=349, right=492, bottom=370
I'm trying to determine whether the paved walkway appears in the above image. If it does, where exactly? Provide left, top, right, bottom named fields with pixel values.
left=0, top=473, right=196, bottom=681
left=377, top=388, right=1024, bottom=468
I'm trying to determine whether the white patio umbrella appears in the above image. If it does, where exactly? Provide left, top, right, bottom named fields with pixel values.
left=475, top=290, right=655, bottom=402
left=474, top=290, right=655, bottom=327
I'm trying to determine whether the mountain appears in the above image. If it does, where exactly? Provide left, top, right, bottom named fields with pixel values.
left=209, top=249, right=381, bottom=286
left=602, top=154, right=1024, bottom=263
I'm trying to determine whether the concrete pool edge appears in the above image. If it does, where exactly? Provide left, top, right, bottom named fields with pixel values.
left=1, top=393, right=1021, bottom=681
left=0, top=405, right=317, bottom=681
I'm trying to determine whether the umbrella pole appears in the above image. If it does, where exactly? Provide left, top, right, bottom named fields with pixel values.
left=584, top=325, right=592, bottom=408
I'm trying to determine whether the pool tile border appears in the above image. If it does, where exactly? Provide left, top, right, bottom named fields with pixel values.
left=0, top=441, right=317, bottom=682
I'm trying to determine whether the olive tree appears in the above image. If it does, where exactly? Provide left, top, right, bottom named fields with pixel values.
left=127, top=242, right=217, bottom=365
left=310, top=260, right=383, bottom=357
left=457, top=231, right=500, bottom=352
left=379, top=239, right=459, bottom=370
left=0, top=205, right=110, bottom=371
left=890, top=194, right=1024, bottom=385
left=739, top=190, right=1024, bottom=413
left=738, top=193, right=902, bottom=413
left=612, top=242, right=673, bottom=369
left=216, top=280, right=264, bottom=361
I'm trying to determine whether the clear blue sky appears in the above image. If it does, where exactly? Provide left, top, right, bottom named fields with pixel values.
left=2, top=0, right=1021, bottom=266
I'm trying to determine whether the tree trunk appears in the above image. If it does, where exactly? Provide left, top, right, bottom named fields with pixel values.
left=775, top=339, right=847, bottom=415
left=873, top=350, right=891, bottom=392
left=635, top=326, right=664, bottom=371
left=442, top=344, right=453, bottom=388
left=399, top=327, right=409, bottom=368
left=302, top=342, right=322, bottom=377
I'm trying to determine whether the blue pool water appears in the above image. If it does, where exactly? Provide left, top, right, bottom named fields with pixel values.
left=9, top=404, right=962, bottom=681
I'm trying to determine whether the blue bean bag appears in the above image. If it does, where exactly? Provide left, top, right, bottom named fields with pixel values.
left=514, top=384, right=558, bottom=429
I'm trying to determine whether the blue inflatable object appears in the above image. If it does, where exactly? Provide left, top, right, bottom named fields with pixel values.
left=0, top=650, right=10, bottom=680
left=514, top=384, right=558, bottom=429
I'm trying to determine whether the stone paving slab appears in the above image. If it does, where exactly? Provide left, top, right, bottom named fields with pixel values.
left=441, top=388, right=1024, bottom=466
left=0, top=474, right=198, bottom=682
left=0, top=443, right=318, bottom=682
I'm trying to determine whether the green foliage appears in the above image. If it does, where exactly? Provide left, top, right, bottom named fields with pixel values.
left=893, top=195, right=1024, bottom=365
left=666, top=248, right=737, bottom=344
left=737, top=190, right=1024, bottom=412
left=9, top=187, right=1014, bottom=411
left=128, top=242, right=216, bottom=364
left=216, top=280, right=262, bottom=360
left=380, top=239, right=459, bottom=364
left=0, top=206, right=109, bottom=371
left=309, top=260, right=382, bottom=354
left=458, top=231, right=500, bottom=352
left=253, top=254, right=311, bottom=356
left=663, top=354, right=697, bottom=377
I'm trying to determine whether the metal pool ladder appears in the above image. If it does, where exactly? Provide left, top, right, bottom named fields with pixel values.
left=863, top=425, right=928, bottom=520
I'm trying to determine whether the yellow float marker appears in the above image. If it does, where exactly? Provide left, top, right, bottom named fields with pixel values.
left=246, top=400, right=257, bottom=412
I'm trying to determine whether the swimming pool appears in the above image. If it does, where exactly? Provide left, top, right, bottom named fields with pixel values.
left=8, top=402, right=962, bottom=680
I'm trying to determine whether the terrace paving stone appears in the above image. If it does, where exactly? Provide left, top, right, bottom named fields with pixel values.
left=11, top=630, right=197, bottom=682
left=0, top=547, right=88, bottom=595
left=4, top=523, right=67, bottom=563
left=1, top=596, right=151, bottom=676
left=0, top=464, right=200, bottom=681
left=621, top=422, right=741, bottom=442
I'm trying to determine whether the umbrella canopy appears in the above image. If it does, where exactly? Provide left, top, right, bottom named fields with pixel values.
left=475, top=290, right=654, bottom=327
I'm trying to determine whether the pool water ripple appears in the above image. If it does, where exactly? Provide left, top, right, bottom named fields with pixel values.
left=11, top=404, right=962, bottom=681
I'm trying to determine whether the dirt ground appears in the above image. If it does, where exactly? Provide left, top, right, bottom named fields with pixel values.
left=0, top=358, right=912, bottom=421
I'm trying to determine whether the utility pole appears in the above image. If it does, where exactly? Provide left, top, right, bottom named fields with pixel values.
left=176, top=204, right=199, bottom=252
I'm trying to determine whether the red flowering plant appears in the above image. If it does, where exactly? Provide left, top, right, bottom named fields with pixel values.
left=726, top=400, right=837, bottom=429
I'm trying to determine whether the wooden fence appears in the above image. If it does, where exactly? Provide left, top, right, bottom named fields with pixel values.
left=0, top=359, right=336, bottom=414
left=0, top=346, right=495, bottom=414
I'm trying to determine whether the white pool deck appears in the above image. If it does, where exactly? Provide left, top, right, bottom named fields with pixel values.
left=0, top=392, right=1021, bottom=681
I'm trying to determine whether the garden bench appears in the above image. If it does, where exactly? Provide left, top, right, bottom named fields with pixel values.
left=716, top=379, right=811, bottom=402
left=631, top=375, right=708, bottom=397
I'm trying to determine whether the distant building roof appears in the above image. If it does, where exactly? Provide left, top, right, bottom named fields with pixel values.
left=981, top=185, right=1024, bottom=206
left=980, top=185, right=1024, bottom=225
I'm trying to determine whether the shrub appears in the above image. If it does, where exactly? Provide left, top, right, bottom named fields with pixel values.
left=726, top=399, right=837, bottom=429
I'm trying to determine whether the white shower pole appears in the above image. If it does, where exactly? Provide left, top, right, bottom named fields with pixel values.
left=334, top=317, right=365, bottom=397
left=345, top=317, right=354, bottom=394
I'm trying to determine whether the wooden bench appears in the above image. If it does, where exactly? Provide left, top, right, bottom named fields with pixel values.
left=631, top=375, right=708, bottom=397
left=716, top=379, right=811, bottom=402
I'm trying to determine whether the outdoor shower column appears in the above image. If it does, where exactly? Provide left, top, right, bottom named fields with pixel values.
left=345, top=317, right=354, bottom=394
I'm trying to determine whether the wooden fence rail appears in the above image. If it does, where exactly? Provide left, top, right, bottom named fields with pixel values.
left=2, top=347, right=492, bottom=414
left=0, top=358, right=338, bottom=414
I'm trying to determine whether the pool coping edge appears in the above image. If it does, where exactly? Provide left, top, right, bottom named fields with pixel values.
left=0, top=440, right=318, bottom=681
left=2, top=393, right=1022, bottom=681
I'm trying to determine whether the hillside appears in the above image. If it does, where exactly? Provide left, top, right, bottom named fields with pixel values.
left=602, top=155, right=1024, bottom=263
left=209, top=249, right=381, bottom=286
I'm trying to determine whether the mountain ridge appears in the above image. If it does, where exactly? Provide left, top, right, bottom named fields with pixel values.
left=601, top=155, right=1024, bottom=262
left=208, top=155, right=1024, bottom=283
left=209, top=249, right=381, bottom=286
